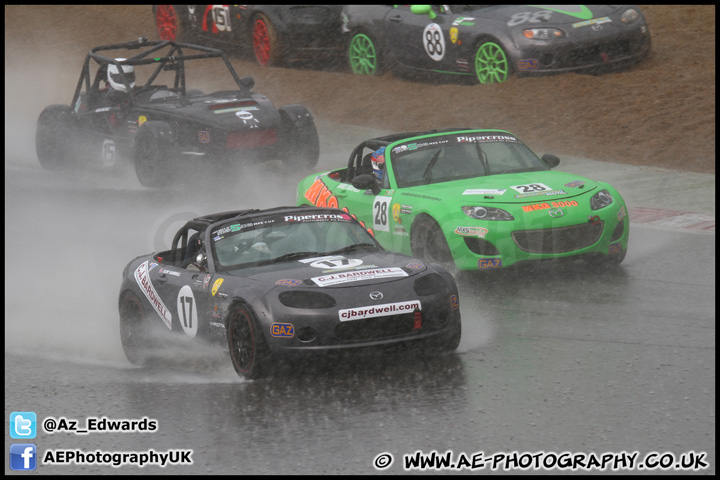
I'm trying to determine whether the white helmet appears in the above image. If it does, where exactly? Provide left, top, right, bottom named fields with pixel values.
left=107, top=59, right=135, bottom=92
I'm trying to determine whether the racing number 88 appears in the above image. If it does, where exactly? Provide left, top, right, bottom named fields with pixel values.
left=425, top=30, right=443, bottom=56
left=507, top=10, right=553, bottom=27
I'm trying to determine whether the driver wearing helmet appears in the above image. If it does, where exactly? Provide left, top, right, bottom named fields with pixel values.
left=96, top=59, right=136, bottom=124
left=107, top=59, right=136, bottom=92
left=371, top=146, right=386, bottom=182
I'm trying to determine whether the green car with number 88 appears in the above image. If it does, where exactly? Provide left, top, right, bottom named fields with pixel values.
left=296, top=128, right=628, bottom=271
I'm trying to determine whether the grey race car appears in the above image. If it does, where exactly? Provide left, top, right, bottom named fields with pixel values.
left=343, top=5, right=651, bottom=83
left=118, top=206, right=461, bottom=379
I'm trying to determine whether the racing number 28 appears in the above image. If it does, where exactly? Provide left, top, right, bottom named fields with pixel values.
left=516, top=184, right=547, bottom=192
left=375, top=201, right=387, bottom=225
left=511, top=183, right=552, bottom=194
left=373, top=196, right=392, bottom=232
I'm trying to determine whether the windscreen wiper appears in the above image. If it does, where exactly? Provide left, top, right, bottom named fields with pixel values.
left=329, top=243, right=380, bottom=255
left=255, top=251, right=323, bottom=266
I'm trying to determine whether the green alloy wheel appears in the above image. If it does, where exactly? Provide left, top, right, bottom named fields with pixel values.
left=349, top=33, right=382, bottom=76
left=474, top=41, right=509, bottom=84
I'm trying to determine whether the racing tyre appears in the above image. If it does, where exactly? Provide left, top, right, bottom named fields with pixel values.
left=474, top=40, right=510, bottom=84
left=154, top=5, right=192, bottom=42
left=36, top=105, right=75, bottom=170
left=253, top=14, right=282, bottom=66
left=278, top=108, right=320, bottom=170
left=133, top=122, right=173, bottom=188
left=227, top=303, right=271, bottom=379
left=119, top=291, right=153, bottom=366
left=348, top=32, right=384, bottom=76
left=412, top=215, right=454, bottom=266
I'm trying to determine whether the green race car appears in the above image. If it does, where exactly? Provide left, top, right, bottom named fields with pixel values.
left=297, top=128, right=628, bottom=271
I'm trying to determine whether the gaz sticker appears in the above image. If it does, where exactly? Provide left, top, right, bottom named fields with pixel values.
left=271, top=323, right=294, bottom=338
left=478, top=258, right=502, bottom=269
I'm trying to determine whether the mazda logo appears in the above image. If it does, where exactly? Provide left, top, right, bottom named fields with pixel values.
left=548, top=207, right=564, bottom=218
left=369, top=291, right=383, bottom=300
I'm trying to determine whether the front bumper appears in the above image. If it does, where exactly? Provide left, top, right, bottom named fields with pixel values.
left=259, top=281, right=460, bottom=355
left=445, top=201, right=629, bottom=270
left=512, top=23, right=650, bottom=76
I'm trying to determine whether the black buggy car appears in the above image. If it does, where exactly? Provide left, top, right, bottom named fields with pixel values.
left=36, top=37, right=319, bottom=187
left=118, top=206, right=462, bottom=379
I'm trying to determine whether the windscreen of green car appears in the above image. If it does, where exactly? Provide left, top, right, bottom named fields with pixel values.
left=389, top=133, right=550, bottom=188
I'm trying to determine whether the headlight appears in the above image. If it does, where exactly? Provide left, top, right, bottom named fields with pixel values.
left=462, top=206, right=514, bottom=221
left=523, top=28, right=565, bottom=40
left=414, top=273, right=447, bottom=296
left=621, top=8, right=640, bottom=24
left=590, top=190, right=614, bottom=210
left=279, top=291, right=336, bottom=309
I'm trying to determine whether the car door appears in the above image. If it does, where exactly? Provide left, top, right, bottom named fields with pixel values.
left=339, top=183, right=394, bottom=247
left=151, top=264, right=214, bottom=340
left=384, top=5, right=456, bottom=72
left=149, top=230, right=214, bottom=340
left=324, top=169, right=395, bottom=252
left=302, top=158, right=399, bottom=249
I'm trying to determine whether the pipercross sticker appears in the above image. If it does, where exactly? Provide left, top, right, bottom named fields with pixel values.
left=134, top=261, right=172, bottom=329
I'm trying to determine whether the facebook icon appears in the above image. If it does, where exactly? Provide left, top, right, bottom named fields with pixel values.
left=10, top=444, right=37, bottom=471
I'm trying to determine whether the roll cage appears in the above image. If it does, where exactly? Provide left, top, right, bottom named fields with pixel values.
left=71, top=37, right=255, bottom=109
left=167, top=209, right=257, bottom=268
left=165, top=206, right=351, bottom=271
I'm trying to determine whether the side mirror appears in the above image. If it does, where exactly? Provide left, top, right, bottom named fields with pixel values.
left=351, top=174, right=381, bottom=195
left=410, top=5, right=436, bottom=20
left=195, top=252, right=207, bottom=267
left=541, top=153, right=560, bottom=169
left=239, top=76, right=255, bottom=90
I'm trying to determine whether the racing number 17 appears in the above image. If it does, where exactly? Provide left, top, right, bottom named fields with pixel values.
left=179, top=296, right=193, bottom=329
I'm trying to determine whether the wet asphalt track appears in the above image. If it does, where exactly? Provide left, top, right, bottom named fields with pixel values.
left=4, top=119, right=715, bottom=475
